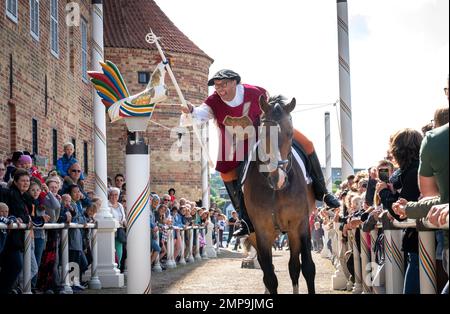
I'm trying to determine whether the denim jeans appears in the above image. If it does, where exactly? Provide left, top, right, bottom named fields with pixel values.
left=404, top=252, right=420, bottom=294
left=31, top=238, right=46, bottom=288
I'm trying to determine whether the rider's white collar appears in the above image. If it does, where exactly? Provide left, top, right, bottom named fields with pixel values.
left=224, top=84, right=244, bottom=107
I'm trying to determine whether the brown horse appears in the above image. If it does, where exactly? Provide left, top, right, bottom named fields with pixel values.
left=243, top=95, right=316, bottom=294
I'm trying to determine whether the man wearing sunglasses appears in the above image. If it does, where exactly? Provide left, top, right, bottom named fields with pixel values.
left=60, top=163, right=92, bottom=209
left=180, top=69, right=340, bottom=237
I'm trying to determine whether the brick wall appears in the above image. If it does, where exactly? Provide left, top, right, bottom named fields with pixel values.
left=104, top=47, right=212, bottom=201
left=0, top=0, right=95, bottom=191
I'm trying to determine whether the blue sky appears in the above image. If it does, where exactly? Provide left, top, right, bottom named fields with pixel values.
left=155, top=0, right=449, bottom=169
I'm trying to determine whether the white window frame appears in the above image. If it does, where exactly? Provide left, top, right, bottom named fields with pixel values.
left=81, top=18, right=88, bottom=82
left=50, top=0, right=59, bottom=57
left=29, top=0, right=40, bottom=41
left=6, top=0, right=18, bottom=23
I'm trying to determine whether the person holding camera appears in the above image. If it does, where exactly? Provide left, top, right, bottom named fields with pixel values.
left=378, top=129, right=423, bottom=294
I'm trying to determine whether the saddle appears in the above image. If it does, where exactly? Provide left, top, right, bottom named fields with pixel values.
left=239, top=140, right=312, bottom=188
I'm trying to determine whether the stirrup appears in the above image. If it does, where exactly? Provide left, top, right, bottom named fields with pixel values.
left=233, top=220, right=250, bottom=237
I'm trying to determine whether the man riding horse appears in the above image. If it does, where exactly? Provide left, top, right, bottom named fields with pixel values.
left=180, top=69, right=340, bottom=236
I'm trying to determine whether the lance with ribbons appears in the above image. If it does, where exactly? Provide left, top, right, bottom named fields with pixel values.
left=145, top=30, right=214, bottom=168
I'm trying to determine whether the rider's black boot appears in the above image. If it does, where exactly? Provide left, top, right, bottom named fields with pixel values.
left=308, top=151, right=341, bottom=209
left=224, top=180, right=254, bottom=237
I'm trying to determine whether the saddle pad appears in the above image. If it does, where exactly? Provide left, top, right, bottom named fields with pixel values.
left=240, top=142, right=312, bottom=187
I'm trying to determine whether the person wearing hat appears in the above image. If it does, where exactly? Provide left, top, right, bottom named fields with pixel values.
left=3, top=151, right=27, bottom=183
left=18, top=154, right=45, bottom=184
left=180, top=69, right=340, bottom=237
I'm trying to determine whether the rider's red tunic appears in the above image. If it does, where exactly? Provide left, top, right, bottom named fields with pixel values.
left=205, top=84, right=267, bottom=174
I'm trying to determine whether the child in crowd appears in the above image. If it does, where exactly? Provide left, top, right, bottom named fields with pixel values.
left=83, top=198, right=100, bottom=269
left=217, top=214, right=226, bottom=248
left=311, top=221, right=324, bottom=253
left=0, top=202, right=16, bottom=255
left=67, top=184, right=88, bottom=292
left=28, top=180, right=50, bottom=290
left=18, top=155, right=44, bottom=184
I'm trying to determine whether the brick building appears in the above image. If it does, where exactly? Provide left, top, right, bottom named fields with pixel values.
left=103, top=0, right=213, bottom=200
left=1, top=0, right=213, bottom=200
left=0, top=0, right=95, bottom=190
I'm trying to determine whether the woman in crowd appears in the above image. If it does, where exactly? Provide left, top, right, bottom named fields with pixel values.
left=37, top=177, right=70, bottom=294
left=108, top=187, right=127, bottom=270
left=66, top=184, right=88, bottom=291
left=0, top=170, right=33, bottom=293
left=379, top=128, right=422, bottom=294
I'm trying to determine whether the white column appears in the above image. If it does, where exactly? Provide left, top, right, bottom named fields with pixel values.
left=337, top=0, right=354, bottom=179
left=384, top=229, right=404, bottom=294
left=60, top=228, right=73, bottom=294
left=332, top=222, right=348, bottom=290
left=205, top=220, right=217, bottom=258
left=369, top=229, right=378, bottom=287
left=324, top=112, right=332, bottom=192
left=88, top=226, right=102, bottom=289
left=201, top=124, right=210, bottom=209
left=200, top=227, right=209, bottom=259
left=418, top=230, right=437, bottom=294
left=215, top=225, right=221, bottom=255
left=360, top=230, right=372, bottom=294
left=22, top=229, right=32, bottom=294
left=153, top=231, right=163, bottom=272
left=126, top=143, right=151, bottom=293
left=351, top=230, right=362, bottom=294
left=91, top=0, right=124, bottom=288
left=194, top=227, right=202, bottom=261
left=321, top=225, right=332, bottom=259
left=178, top=228, right=187, bottom=265
left=166, top=228, right=176, bottom=269
left=187, top=228, right=195, bottom=263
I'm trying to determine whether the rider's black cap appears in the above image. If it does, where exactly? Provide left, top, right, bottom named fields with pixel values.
left=207, top=69, right=241, bottom=86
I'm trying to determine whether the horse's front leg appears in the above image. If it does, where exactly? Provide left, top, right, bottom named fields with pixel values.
left=287, top=231, right=302, bottom=294
left=255, top=234, right=278, bottom=294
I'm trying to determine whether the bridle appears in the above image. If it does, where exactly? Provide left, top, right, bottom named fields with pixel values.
left=259, top=117, right=293, bottom=189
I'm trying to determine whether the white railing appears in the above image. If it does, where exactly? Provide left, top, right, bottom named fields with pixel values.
left=0, top=222, right=99, bottom=294
left=327, top=217, right=448, bottom=294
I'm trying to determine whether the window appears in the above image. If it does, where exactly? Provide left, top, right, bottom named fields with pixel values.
left=29, top=0, right=39, bottom=40
left=32, top=119, right=38, bottom=155
left=72, top=138, right=76, bottom=158
left=138, top=72, right=150, bottom=84
left=52, top=129, right=58, bottom=166
left=6, top=0, right=18, bottom=23
left=81, top=18, right=88, bottom=82
left=50, top=0, right=59, bottom=56
left=83, top=141, right=89, bottom=175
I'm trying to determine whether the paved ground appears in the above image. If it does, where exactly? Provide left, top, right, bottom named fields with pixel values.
left=84, top=247, right=350, bottom=294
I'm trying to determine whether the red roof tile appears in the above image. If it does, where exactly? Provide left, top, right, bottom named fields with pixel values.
left=103, top=0, right=213, bottom=62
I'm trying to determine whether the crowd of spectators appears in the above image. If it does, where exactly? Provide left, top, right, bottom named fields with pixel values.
left=0, top=143, right=101, bottom=294
left=314, top=78, right=449, bottom=294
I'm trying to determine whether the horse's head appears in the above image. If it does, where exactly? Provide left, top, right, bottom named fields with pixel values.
left=259, top=95, right=296, bottom=191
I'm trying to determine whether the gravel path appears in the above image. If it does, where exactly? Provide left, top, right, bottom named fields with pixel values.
left=85, top=247, right=350, bottom=294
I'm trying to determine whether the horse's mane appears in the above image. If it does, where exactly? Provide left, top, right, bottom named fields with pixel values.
left=268, top=95, right=288, bottom=106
